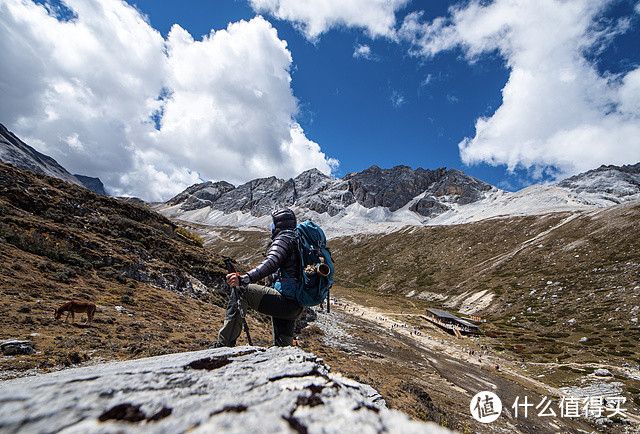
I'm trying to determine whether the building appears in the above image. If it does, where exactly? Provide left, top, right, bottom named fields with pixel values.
left=424, top=308, right=482, bottom=335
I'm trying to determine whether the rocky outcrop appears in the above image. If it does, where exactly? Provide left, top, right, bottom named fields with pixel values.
left=0, top=340, right=35, bottom=356
left=166, top=180, right=235, bottom=211
left=0, top=346, right=451, bottom=433
left=166, top=165, right=494, bottom=219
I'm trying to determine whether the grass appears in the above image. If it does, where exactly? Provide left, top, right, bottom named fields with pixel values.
left=0, top=162, right=276, bottom=376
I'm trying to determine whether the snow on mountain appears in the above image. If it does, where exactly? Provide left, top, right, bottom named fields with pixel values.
left=557, top=163, right=640, bottom=201
left=156, top=166, right=497, bottom=236
left=157, top=162, right=640, bottom=238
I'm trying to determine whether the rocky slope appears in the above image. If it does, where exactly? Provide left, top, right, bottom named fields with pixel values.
left=0, top=123, right=81, bottom=187
left=0, top=123, right=106, bottom=195
left=163, top=165, right=494, bottom=219
left=557, top=163, right=640, bottom=200
left=156, top=165, right=498, bottom=235
left=0, top=162, right=249, bottom=374
left=73, top=174, right=108, bottom=195
left=0, top=346, right=450, bottom=433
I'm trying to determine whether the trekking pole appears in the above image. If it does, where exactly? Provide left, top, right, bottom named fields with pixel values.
left=223, top=258, right=253, bottom=346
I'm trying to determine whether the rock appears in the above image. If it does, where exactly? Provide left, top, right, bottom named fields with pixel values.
left=1, top=340, right=35, bottom=356
left=0, top=346, right=451, bottom=433
left=594, top=369, right=613, bottom=377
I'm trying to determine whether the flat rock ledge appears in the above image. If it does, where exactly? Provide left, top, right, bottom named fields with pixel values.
left=0, top=346, right=452, bottom=433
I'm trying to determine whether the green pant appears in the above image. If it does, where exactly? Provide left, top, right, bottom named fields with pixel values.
left=217, top=283, right=303, bottom=347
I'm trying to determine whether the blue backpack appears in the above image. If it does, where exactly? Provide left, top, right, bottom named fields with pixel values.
left=291, top=221, right=334, bottom=309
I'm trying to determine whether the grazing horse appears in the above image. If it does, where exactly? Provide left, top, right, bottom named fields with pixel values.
left=54, top=301, right=96, bottom=323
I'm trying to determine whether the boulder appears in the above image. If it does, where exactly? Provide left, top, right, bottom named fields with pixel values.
left=0, top=346, right=451, bottom=433
left=1, top=340, right=35, bottom=356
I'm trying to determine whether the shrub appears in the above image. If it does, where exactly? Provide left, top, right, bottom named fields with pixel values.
left=175, top=227, right=204, bottom=247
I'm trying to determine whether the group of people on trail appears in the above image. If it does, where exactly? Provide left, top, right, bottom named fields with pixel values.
left=212, top=209, right=305, bottom=348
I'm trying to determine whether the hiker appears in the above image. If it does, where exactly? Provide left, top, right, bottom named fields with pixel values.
left=212, top=209, right=303, bottom=347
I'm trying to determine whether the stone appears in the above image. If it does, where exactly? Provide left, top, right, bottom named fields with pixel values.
left=1, top=340, right=35, bottom=356
left=0, top=346, right=451, bottom=433
left=594, top=369, right=613, bottom=377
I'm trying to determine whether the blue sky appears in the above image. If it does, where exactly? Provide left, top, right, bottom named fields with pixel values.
left=1, top=0, right=639, bottom=200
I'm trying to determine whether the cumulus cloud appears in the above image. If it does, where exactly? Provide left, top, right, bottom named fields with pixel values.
left=399, top=0, right=640, bottom=179
left=353, top=44, right=373, bottom=59
left=248, top=0, right=409, bottom=40
left=0, top=0, right=338, bottom=201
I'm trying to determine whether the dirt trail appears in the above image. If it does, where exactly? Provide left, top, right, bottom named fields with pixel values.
left=333, top=297, right=640, bottom=429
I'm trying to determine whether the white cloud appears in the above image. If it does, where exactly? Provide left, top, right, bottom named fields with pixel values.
left=0, top=0, right=338, bottom=201
left=353, top=44, right=373, bottom=60
left=391, top=90, right=406, bottom=108
left=248, top=0, right=409, bottom=40
left=400, top=0, right=640, bottom=179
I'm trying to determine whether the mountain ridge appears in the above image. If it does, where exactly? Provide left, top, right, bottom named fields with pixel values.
left=157, top=165, right=497, bottom=228
left=0, top=123, right=107, bottom=195
left=157, top=162, right=640, bottom=236
left=2, top=122, right=639, bottom=236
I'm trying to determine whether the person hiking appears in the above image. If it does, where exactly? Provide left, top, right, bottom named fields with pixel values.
left=212, top=208, right=304, bottom=347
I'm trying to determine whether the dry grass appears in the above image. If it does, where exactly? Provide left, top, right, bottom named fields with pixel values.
left=0, top=162, right=274, bottom=377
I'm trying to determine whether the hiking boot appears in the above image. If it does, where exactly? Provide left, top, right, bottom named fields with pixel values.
left=209, top=339, right=236, bottom=349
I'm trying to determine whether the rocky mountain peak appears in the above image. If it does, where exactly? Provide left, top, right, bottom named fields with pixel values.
left=163, top=164, right=497, bottom=220
left=557, top=162, right=640, bottom=199
left=0, top=123, right=109, bottom=195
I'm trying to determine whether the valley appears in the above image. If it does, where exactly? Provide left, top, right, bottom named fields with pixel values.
left=200, top=202, right=640, bottom=433
left=1, top=160, right=640, bottom=432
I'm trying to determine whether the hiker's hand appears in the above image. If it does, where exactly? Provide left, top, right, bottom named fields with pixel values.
left=226, top=273, right=240, bottom=287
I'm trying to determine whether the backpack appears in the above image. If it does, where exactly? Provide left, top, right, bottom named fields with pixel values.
left=290, top=220, right=334, bottom=309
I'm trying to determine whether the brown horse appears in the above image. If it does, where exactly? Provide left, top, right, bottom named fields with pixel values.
left=54, top=301, right=96, bottom=323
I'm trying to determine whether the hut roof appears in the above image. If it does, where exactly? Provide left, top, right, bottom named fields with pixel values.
left=426, top=308, right=479, bottom=329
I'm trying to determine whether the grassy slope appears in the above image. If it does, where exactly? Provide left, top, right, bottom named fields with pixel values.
left=329, top=205, right=640, bottom=365
left=0, top=162, right=275, bottom=376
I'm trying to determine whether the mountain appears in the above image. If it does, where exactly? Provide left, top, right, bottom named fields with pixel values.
left=156, top=165, right=497, bottom=234
left=0, top=123, right=107, bottom=195
left=157, top=162, right=640, bottom=236
left=163, top=165, right=493, bottom=218
left=73, top=174, right=108, bottom=195
left=557, top=163, right=640, bottom=200
left=0, top=161, right=239, bottom=374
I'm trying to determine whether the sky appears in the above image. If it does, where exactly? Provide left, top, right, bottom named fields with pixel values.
left=1, top=0, right=639, bottom=201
